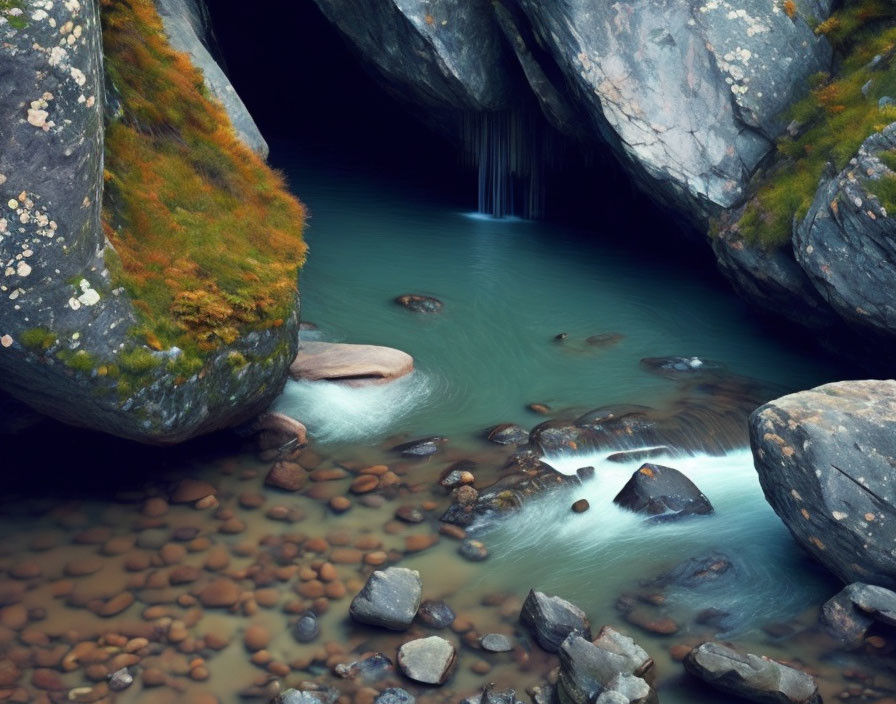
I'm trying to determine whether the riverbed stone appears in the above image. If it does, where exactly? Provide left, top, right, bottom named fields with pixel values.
left=487, top=424, right=530, bottom=446
left=557, top=633, right=654, bottom=704
left=458, top=539, right=489, bottom=562
left=480, top=633, right=513, bottom=652
left=417, top=600, right=456, bottom=629
left=394, top=295, right=443, bottom=313
left=197, top=578, right=241, bottom=608
left=821, top=582, right=896, bottom=646
left=289, top=341, right=414, bottom=385
left=683, top=641, right=821, bottom=704
left=374, top=688, right=415, bottom=704
left=520, top=590, right=591, bottom=653
left=397, top=636, right=456, bottom=685
left=349, top=567, right=422, bottom=630
left=265, top=461, right=307, bottom=492
left=613, top=464, right=713, bottom=522
left=170, top=479, right=217, bottom=504
left=391, top=437, right=446, bottom=457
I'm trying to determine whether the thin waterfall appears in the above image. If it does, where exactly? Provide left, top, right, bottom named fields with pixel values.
left=462, top=109, right=548, bottom=219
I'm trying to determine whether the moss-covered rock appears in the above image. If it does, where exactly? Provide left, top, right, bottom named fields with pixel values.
left=0, top=0, right=305, bottom=444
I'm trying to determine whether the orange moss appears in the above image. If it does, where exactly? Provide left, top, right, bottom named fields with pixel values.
left=100, top=0, right=306, bottom=356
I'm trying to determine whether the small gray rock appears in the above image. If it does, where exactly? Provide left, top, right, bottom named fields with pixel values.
left=108, top=668, right=133, bottom=691
left=480, top=633, right=513, bottom=652
left=350, top=567, right=422, bottom=631
left=416, top=599, right=456, bottom=629
left=292, top=613, right=320, bottom=643
left=397, top=636, right=457, bottom=685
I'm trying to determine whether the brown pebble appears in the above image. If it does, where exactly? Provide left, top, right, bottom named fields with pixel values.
left=267, top=661, right=290, bottom=677
left=668, top=644, right=691, bottom=661
left=571, top=499, right=590, bottom=513
left=250, top=650, right=272, bottom=666
left=310, top=468, right=348, bottom=482
left=9, top=562, right=41, bottom=580
left=325, top=581, right=346, bottom=599
left=190, top=665, right=210, bottom=681
left=329, top=496, right=352, bottom=513
left=470, top=659, right=492, bottom=675
left=73, top=526, right=112, bottom=545
left=0, top=605, right=27, bottom=630
left=64, top=556, right=103, bottom=577
left=297, top=580, right=325, bottom=599
left=305, top=537, right=329, bottom=553
left=439, top=524, right=467, bottom=540
left=195, top=495, right=219, bottom=510
left=160, top=543, right=187, bottom=565
left=98, top=591, right=135, bottom=617
left=405, top=534, right=438, bottom=553
left=170, top=565, right=201, bottom=585
left=265, top=462, right=308, bottom=492
left=239, top=492, right=266, bottom=509
left=171, top=479, right=217, bottom=504
left=142, top=667, right=167, bottom=687
left=142, top=497, right=169, bottom=518
left=218, top=518, right=246, bottom=535
left=31, top=668, right=63, bottom=690
left=198, top=579, right=241, bottom=608
left=364, top=551, right=388, bottom=566
left=318, top=563, right=338, bottom=582
left=329, top=548, right=362, bottom=565
left=124, top=553, right=151, bottom=572
left=244, top=624, right=271, bottom=652
left=349, top=475, right=379, bottom=494
left=101, top=536, right=135, bottom=556
left=204, top=546, right=230, bottom=571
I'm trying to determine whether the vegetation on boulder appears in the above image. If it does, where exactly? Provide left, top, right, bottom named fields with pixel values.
left=731, top=0, right=896, bottom=248
left=100, top=0, right=307, bottom=368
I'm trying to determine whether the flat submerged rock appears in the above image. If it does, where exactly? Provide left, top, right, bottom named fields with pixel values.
left=289, top=341, right=414, bottom=386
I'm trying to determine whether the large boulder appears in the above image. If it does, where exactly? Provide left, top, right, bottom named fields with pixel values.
left=751, top=381, right=896, bottom=587
left=794, top=123, right=896, bottom=339
left=513, top=0, right=832, bottom=218
left=613, top=463, right=713, bottom=521
left=309, top=0, right=511, bottom=112
left=349, top=567, right=422, bottom=630
left=683, top=641, right=821, bottom=704
left=557, top=631, right=655, bottom=704
left=821, top=582, right=896, bottom=647
left=0, top=0, right=303, bottom=444
left=396, top=636, right=457, bottom=685
left=520, top=590, right=592, bottom=653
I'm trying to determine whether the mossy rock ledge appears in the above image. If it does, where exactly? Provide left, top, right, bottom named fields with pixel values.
left=0, top=0, right=306, bottom=443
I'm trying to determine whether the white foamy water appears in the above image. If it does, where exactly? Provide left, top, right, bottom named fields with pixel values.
left=479, top=447, right=836, bottom=637
left=271, top=370, right=438, bottom=443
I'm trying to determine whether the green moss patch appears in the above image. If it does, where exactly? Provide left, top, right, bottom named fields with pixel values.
left=100, top=0, right=307, bottom=369
left=732, top=0, right=896, bottom=248
left=0, top=0, right=27, bottom=30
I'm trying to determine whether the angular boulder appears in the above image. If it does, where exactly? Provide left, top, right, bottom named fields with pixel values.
left=290, top=341, right=414, bottom=386
left=349, top=567, right=422, bottom=630
left=557, top=632, right=655, bottom=704
left=821, top=582, right=896, bottom=647
left=794, top=123, right=896, bottom=339
left=683, top=642, right=821, bottom=704
left=520, top=590, right=591, bottom=653
left=396, top=636, right=456, bottom=685
left=751, top=381, right=896, bottom=587
left=613, top=463, right=713, bottom=522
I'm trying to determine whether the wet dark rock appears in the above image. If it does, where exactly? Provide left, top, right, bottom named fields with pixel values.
left=487, top=424, right=530, bottom=446
left=554, top=333, right=569, bottom=341
left=574, top=405, right=659, bottom=446
left=821, top=582, right=896, bottom=647
left=613, top=463, right=713, bottom=522
left=374, top=689, right=415, bottom=704
left=643, top=551, right=735, bottom=589
left=458, top=539, right=489, bottom=562
left=467, top=685, right=524, bottom=704
left=107, top=668, right=133, bottom=691
left=751, top=381, right=896, bottom=587
left=586, top=333, right=624, bottom=348
left=349, top=567, right=422, bottom=630
left=453, top=485, right=479, bottom=506
left=397, top=636, right=457, bottom=685
left=440, top=503, right=476, bottom=527
left=695, top=608, right=733, bottom=631
left=576, top=466, right=595, bottom=482
left=480, top=633, right=513, bottom=652
left=417, top=599, right=456, bottom=629
left=395, top=506, right=425, bottom=524
left=605, top=448, right=671, bottom=464
left=530, top=420, right=593, bottom=453
left=265, top=461, right=308, bottom=492
left=505, top=447, right=545, bottom=472
left=394, top=294, right=443, bottom=313
left=520, top=590, right=591, bottom=653
left=528, top=403, right=551, bottom=415
left=292, top=613, right=320, bottom=643
left=392, top=437, right=446, bottom=457
left=334, top=652, right=394, bottom=681
left=683, top=642, right=821, bottom=704
left=571, top=499, right=590, bottom=514
left=557, top=632, right=655, bottom=704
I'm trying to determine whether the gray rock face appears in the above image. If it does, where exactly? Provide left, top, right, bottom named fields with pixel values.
left=613, top=463, right=713, bottom=521
left=310, top=0, right=510, bottom=112
left=396, top=636, right=457, bottom=685
left=155, top=0, right=268, bottom=157
left=821, top=582, right=896, bottom=646
left=0, top=0, right=300, bottom=444
left=683, top=641, right=821, bottom=704
left=520, top=589, right=592, bottom=653
left=557, top=632, right=655, bottom=704
left=349, top=567, right=422, bottom=630
left=751, top=381, right=896, bottom=587
left=272, top=690, right=335, bottom=704
left=711, top=222, right=838, bottom=331
left=513, top=0, right=830, bottom=217
left=794, top=123, right=896, bottom=339
left=374, top=689, right=415, bottom=704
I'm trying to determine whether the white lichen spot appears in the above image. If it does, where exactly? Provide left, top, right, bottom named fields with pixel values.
left=77, top=279, right=99, bottom=306
left=70, top=67, right=86, bottom=87
left=6, top=200, right=16, bottom=210
left=832, top=511, right=848, bottom=521
left=32, top=9, right=48, bottom=21
left=0, top=335, right=12, bottom=348
left=16, top=261, right=31, bottom=277
left=68, top=296, right=81, bottom=310
left=49, top=46, right=67, bottom=66
left=27, top=109, right=49, bottom=128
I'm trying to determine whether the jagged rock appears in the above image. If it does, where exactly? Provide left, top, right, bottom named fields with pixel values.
left=396, top=636, right=457, bottom=685
left=374, top=689, right=415, bottom=704
left=465, top=685, right=524, bottom=704
left=751, top=381, right=896, bottom=587
left=529, top=420, right=594, bottom=453
left=392, top=437, right=446, bottom=457
left=821, top=582, right=896, bottom=646
left=416, top=599, right=456, bottom=629
left=794, top=123, right=896, bottom=339
left=591, top=627, right=655, bottom=680
left=271, top=689, right=337, bottom=704
left=394, top=294, right=444, bottom=313
left=107, top=668, right=133, bottom=691
left=349, top=567, right=422, bottom=630
left=155, top=0, right=268, bottom=157
left=557, top=632, right=655, bottom=704
left=487, top=423, right=530, bottom=445
left=512, top=0, right=831, bottom=219
left=613, top=463, right=713, bottom=522
left=520, top=590, right=591, bottom=653
left=683, top=642, right=821, bottom=704
left=290, top=341, right=414, bottom=386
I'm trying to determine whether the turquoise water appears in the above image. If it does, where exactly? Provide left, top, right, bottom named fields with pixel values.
left=274, top=157, right=840, bottom=446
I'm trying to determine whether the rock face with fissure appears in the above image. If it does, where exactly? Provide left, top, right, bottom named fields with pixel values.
left=0, top=0, right=300, bottom=443
left=751, top=381, right=896, bottom=588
